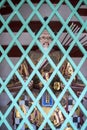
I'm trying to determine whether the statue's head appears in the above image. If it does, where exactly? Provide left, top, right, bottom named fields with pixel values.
left=39, top=30, right=52, bottom=50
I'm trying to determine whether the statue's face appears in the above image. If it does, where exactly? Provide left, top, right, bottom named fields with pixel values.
left=39, top=30, right=52, bottom=49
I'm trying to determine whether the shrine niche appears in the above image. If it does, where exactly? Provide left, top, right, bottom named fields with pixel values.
left=6, top=30, right=85, bottom=130
left=7, top=29, right=75, bottom=91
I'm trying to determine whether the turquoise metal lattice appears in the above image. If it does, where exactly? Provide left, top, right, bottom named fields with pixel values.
left=0, top=0, right=87, bottom=130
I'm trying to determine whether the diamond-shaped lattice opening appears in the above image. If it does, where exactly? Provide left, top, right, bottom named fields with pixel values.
left=7, top=45, right=22, bottom=57
left=68, top=21, right=81, bottom=37
left=17, top=59, right=32, bottom=80
left=69, top=32, right=86, bottom=58
left=7, top=58, right=33, bottom=93
left=49, top=46, right=63, bottom=66
left=60, top=91, right=76, bottom=114
left=69, top=0, right=79, bottom=6
left=18, top=1, right=32, bottom=20
left=29, top=107, right=44, bottom=128
left=0, top=58, right=12, bottom=81
left=39, top=2, right=52, bottom=20
left=18, top=32, right=33, bottom=46
left=78, top=32, right=87, bottom=47
left=38, top=29, right=53, bottom=50
left=71, top=74, right=85, bottom=97
left=32, top=74, right=44, bottom=91
left=50, top=75, right=63, bottom=97
left=9, top=57, right=20, bottom=66
left=72, top=107, right=86, bottom=129
left=59, top=59, right=74, bottom=81
left=81, top=92, right=87, bottom=110
left=49, top=15, right=62, bottom=33
left=8, top=15, right=23, bottom=33
left=17, top=91, right=33, bottom=111
left=60, top=91, right=69, bottom=109
left=59, top=22, right=81, bottom=51
left=71, top=51, right=84, bottom=65
left=29, top=47, right=43, bottom=65
left=0, top=33, right=12, bottom=46
left=39, top=59, right=54, bottom=81
left=0, top=1, right=13, bottom=20
left=67, top=94, right=76, bottom=114
left=7, top=74, right=22, bottom=94
left=30, top=15, right=42, bottom=33
left=58, top=2, right=71, bottom=21
left=50, top=107, right=65, bottom=128
left=77, top=2, right=87, bottom=22
left=70, top=16, right=82, bottom=31
left=0, top=92, right=12, bottom=114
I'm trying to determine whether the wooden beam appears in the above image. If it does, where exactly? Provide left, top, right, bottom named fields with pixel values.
left=1, top=8, right=87, bottom=16
left=0, top=21, right=85, bottom=33
left=0, top=0, right=84, bottom=5
left=0, top=0, right=87, bottom=15
left=0, top=6, right=12, bottom=15
left=1, top=45, right=87, bottom=57
left=78, top=8, right=87, bottom=16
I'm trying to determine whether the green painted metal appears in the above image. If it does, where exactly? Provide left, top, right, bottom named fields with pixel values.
left=0, top=0, right=87, bottom=130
